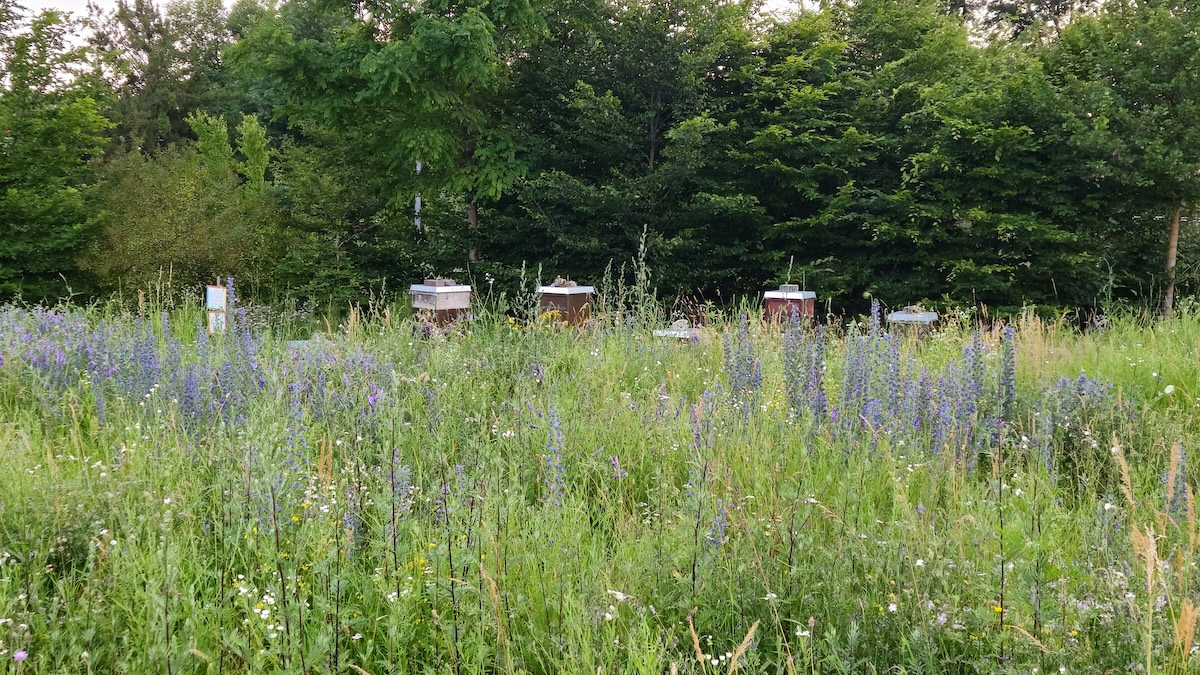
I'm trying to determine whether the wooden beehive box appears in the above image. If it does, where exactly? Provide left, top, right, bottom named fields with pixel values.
left=537, top=282, right=594, bottom=326
left=887, top=306, right=938, bottom=335
left=410, top=278, right=472, bottom=325
left=653, top=318, right=701, bottom=342
left=764, top=284, right=816, bottom=321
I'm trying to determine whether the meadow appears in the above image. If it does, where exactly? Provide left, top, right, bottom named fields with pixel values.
left=1, top=285, right=1198, bottom=674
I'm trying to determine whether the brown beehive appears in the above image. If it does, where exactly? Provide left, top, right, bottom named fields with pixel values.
left=763, top=284, right=816, bottom=321
left=537, top=282, right=594, bottom=326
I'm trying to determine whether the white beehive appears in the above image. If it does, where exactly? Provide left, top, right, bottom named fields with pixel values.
left=410, top=278, right=472, bottom=324
left=887, top=306, right=939, bottom=327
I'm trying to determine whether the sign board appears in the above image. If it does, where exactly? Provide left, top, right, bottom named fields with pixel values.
left=207, top=310, right=227, bottom=335
left=206, top=285, right=227, bottom=310
left=206, top=285, right=227, bottom=334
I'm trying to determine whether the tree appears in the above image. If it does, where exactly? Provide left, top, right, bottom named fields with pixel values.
left=734, top=9, right=870, bottom=297
left=0, top=3, right=110, bottom=300
left=729, top=0, right=1107, bottom=311
left=1050, top=0, right=1200, bottom=314
left=264, top=125, right=425, bottom=303
left=981, top=0, right=1097, bottom=38
left=728, top=0, right=970, bottom=307
left=235, top=0, right=546, bottom=263
left=888, top=44, right=1104, bottom=308
left=88, top=0, right=233, bottom=152
left=484, top=0, right=763, bottom=293
left=84, top=112, right=277, bottom=291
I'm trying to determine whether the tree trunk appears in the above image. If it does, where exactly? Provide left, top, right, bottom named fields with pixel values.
left=1162, top=202, right=1181, bottom=317
left=467, top=200, right=479, bottom=263
left=465, top=128, right=479, bottom=263
left=648, top=90, right=660, bottom=171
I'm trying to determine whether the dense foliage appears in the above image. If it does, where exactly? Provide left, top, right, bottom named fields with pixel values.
left=1, top=0, right=1199, bottom=313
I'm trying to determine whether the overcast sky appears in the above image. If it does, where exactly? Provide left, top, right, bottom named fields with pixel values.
left=24, top=0, right=91, bottom=17
left=24, top=0, right=801, bottom=21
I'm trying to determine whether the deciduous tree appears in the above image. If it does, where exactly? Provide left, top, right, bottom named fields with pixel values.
left=0, top=3, right=109, bottom=300
left=235, top=0, right=546, bottom=263
left=1051, top=0, right=1200, bottom=315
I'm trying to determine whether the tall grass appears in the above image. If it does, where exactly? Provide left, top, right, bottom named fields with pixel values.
left=0, top=295, right=1197, bottom=673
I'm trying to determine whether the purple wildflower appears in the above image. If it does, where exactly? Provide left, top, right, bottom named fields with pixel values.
left=366, top=382, right=382, bottom=415
left=529, top=362, right=546, bottom=384
left=784, top=320, right=827, bottom=420
left=610, top=455, right=627, bottom=480
left=707, top=498, right=728, bottom=549
left=723, top=315, right=762, bottom=418
left=999, top=326, right=1017, bottom=418
left=342, top=481, right=361, bottom=552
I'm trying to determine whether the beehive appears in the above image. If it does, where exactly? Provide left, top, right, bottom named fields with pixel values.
left=653, top=319, right=701, bottom=342
left=887, top=306, right=938, bottom=334
left=410, top=278, right=472, bottom=325
left=763, top=284, right=816, bottom=321
left=537, top=283, right=594, bottom=326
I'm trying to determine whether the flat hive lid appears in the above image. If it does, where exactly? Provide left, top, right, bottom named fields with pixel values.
left=764, top=290, right=816, bottom=300
left=887, top=310, right=938, bottom=324
left=538, top=285, right=595, bottom=295
left=653, top=328, right=701, bottom=339
left=410, top=284, right=472, bottom=294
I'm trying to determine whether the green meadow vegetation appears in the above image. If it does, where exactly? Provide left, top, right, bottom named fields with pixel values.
left=6, top=0, right=1200, bottom=668
left=1, top=289, right=1198, bottom=673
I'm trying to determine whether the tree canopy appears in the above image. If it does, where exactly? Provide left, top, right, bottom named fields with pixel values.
left=0, top=0, right=1197, bottom=313
left=1, top=1, right=109, bottom=300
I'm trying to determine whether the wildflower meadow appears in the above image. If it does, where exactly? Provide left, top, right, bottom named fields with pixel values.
left=1, top=287, right=1199, bottom=673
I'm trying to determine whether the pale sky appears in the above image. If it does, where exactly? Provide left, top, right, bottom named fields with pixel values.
left=24, top=0, right=91, bottom=17
left=24, top=0, right=800, bottom=21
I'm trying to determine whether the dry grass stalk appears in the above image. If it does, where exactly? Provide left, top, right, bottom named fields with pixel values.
left=804, top=497, right=843, bottom=525
left=1168, top=441, right=1184, bottom=487
left=1130, top=523, right=1159, bottom=674
left=1162, top=442, right=1183, bottom=532
left=1131, top=525, right=1158, bottom=594
left=687, top=607, right=705, bottom=665
left=479, top=560, right=514, bottom=674
left=345, top=303, right=363, bottom=339
left=1188, top=485, right=1197, bottom=560
left=1174, top=601, right=1198, bottom=662
left=317, top=435, right=334, bottom=488
left=1111, top=436, right=1188, bottom=675
left=725, top=621, right=759, bottom=675
left=1009, top=624, right=1049, bottom=653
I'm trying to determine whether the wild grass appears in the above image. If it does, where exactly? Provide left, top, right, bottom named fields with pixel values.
left=0, top=293, right=1197, bottom=674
